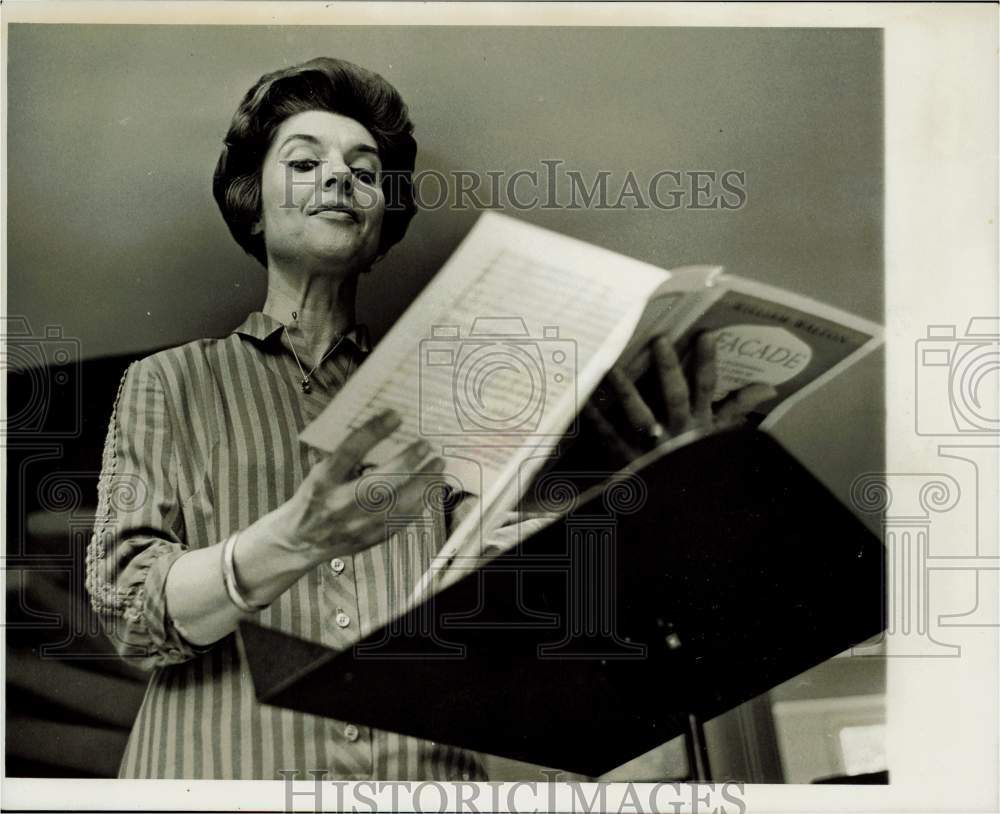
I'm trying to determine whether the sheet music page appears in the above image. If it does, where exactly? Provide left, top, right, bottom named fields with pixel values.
left=300, top=212, right=669, bottom=547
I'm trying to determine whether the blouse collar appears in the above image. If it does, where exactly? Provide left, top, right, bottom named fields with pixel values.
left=232, top=311, right=371, bottom=356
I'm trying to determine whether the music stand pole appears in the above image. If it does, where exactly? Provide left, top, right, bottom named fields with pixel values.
left=684, top=712, right=712, bottom=781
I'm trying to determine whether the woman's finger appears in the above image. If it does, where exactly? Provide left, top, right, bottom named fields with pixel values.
left=342, top=457, right=447, bottom=546
left=581, top=402, right=642, bottom=466
left=690, top=332, right=718, bottom=419
left=366, top=457, right=447, bottom=530
left=366, top=438, right=432, bottom=478
left=713, top=383, right=779, bottom=427
left=651, top=336, right=692, bottom=436
left=325, top=409, right=402, bottom=481
left=450, top=493, right=481, bottom=531
left=606, top=367, right=664, bottom=445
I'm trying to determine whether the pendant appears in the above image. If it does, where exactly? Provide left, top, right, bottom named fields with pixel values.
left=300, top=378, right=312, bottom=394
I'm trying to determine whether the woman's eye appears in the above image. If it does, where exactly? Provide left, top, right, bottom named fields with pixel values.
left=287, top=159, right=320, bottom=172
left=351, top=167, right=378, bottom=184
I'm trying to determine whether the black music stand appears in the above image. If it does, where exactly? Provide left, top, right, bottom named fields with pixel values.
left=239, top=429, right=885, bottom=778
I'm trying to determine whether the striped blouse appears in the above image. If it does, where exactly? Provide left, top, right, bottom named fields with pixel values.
left=85, top=311, right=487, bottom=781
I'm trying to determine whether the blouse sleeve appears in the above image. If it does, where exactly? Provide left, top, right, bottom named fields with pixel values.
left=85, top=358, right=204, bottom=670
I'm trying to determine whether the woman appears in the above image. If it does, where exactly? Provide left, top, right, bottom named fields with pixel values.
left=86, top=56, right=772, bottom=780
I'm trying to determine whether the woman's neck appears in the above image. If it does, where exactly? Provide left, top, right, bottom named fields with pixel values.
left=262, top=263, right=359, bottom=367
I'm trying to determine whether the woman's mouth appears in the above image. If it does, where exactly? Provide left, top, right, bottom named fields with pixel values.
left=308, top=205, right=359, bottom=222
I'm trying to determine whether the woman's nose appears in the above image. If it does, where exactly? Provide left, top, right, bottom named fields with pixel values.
left=322, top=157, right=353, bottom=195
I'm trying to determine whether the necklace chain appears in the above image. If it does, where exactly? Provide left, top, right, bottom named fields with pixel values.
left=283, top=325, right=347, bottom=394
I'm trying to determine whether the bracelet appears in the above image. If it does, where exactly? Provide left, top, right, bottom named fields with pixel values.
left=221, top=532, right=269, bottom=614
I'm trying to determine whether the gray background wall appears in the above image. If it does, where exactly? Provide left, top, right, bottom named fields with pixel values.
left=7, top=23, right=883, bottom=505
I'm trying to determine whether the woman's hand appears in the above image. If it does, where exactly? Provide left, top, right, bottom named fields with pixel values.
left=281, top=409, right=445, bottom=564
left=583, top=332, right=778, bottom=466
left=168, top=409, right=441, bottom=645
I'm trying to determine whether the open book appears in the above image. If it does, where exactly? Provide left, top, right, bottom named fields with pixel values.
left=299, top=212, right=882, bottom=599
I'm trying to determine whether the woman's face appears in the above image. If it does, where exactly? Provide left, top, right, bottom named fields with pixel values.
left=254, top=109, right=385, bottom=273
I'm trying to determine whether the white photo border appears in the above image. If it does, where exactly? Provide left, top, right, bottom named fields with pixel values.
left=1, top=2, right=996, bottom=812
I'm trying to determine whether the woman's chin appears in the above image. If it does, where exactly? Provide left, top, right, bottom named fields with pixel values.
left=310, top=232, right=378, bottom=266
left=310, top=254, right=371, bottom=275
left=271, top=244, right=377, bottom=275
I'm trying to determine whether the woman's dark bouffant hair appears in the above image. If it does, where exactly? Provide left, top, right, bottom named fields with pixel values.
left=213, top=57, right=418, bottom=267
